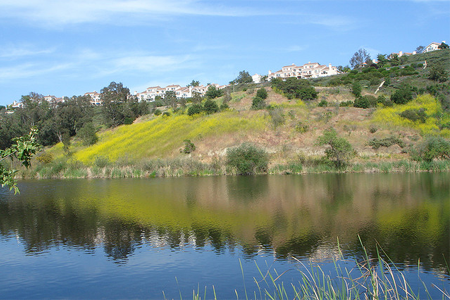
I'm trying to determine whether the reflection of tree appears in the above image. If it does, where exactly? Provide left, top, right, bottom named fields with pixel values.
left=226, top=176, right=269, bottom=203
left=102, top=219, right=143, bottom=262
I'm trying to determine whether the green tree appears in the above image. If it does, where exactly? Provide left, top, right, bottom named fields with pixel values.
left=0, top=128, right=40, bottom=194
left=438, top=42, right=449, bottom=50
left=77, top=122, right=98, bottom=146
left=231, top=70, right=253, bottom=85
left=416, top=45, right=425, bottom=53
left=391, top=86, right=413, bottom=104
left=191, top=91, right=203, bottom=104
left=226, top=143, right=268, bottom=175
left=164, top=91, right=178, bottom=110
left=316, top=127, right=356, bottom=168
left=256, top=88, right=268, bottom=100
left=188, top=80, right=200, bottom=87
left=205, top=86, right=223, bottom=99
left=351, top=81, right=362, bottom=98
left=251, top=96, right=266, bottom=110
left=187, top=104, right=203, bottom=116
left=350, top=48, right=371, bottom=69
left=101, top=82, right=131, bottom=128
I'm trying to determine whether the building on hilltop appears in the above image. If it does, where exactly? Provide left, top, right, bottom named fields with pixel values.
left=267, top=62, right=340, bottom=81
left=134, top=83, right=226, bottom=102
left=423, top=41, right=446, bottom=53
left=84, top=91, right=102, bottom=106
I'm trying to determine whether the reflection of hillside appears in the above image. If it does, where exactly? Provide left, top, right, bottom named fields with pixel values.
left=0, top=174, right=448, bottom=272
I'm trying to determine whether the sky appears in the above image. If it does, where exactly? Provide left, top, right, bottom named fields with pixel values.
left=0, top=0, right=449, bottom=106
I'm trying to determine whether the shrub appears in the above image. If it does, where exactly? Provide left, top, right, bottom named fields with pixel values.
left=318, top=99, right=328, bottom=107
left=411, top=136, right=450, bottom=162
left=256, top=88, right=268, bottom=100
left=354, top=96, right=370, bottom=108
left=368, top=136, right=405, bottom=149
left=162, top=112, right=171, bottom=117
left=181, top=140, right=196, bottom=154
left=203, top=99, right=219, bottom=114
left=391, top=87, right=413, bottom=104
left=77, top=122, right=99, bottom=146
left=400, top=108, right=427, bottom=123
left=187, top=104, right=203, bottom=116
left=94, top=156, right=110, bottom=168
left=339, top=101, right=354, bottom=107
left=295, top=122, right=309, bottom=133
left=268, top=108, right=285, bottom=128
left=154, top=109, right=162, bottom=116
left=251, top=96, right=266, bottom=110
left=351, top=81, right=362, bottom=98
left=226, top=143, right=268, bottom=175
left=36, top=152, right=54, bottom=164
left=316, top=127, right=356, bottom=168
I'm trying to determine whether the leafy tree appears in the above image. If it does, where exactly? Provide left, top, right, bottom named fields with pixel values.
left=316, top=127, right=356, bottom=168
left=188, top=80, right=200, bottom=87
left=438, top=42, right=449, bottom=50
left=416, top=45, right=425, bottom=53
left=182, top=140, right=196, bottom=154
left=231, top=70, right=253, bottom=85
left=376, top=54, right=388, bottom=67
left=226, top=143, right=268, bottom=175
left=203, top=99, right=219, bottom=114
left=164, top=91, right=178, bottom=110
left=191, top=91, right=203, bottom=104
left=77, top=122, right=98, bottom=146
left=350, top=48, right=371, bottom=69
left=205, top=86, right=223, bottom=99
left=101, top=82, right=131, bottom=128
left=272, top=77, right=317, bottom=100
left=0, top=128, right=40, bottom=194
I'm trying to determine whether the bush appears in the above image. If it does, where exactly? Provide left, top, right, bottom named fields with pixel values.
left=316, top=127, right=356, bottom=168
left=203, top=99, right=219, bottom=114
left=251, top=96, right=266, bottom=110
left=368, top=136, right=405, bottom=149
left=187, top=104, right=203, bottom=116
left=226, top=143, right=268, bottom=175
left=400, top=108, right=427, bottom=123
left=268, top=108, right=285, bottom=128
left=411, top=136, right=450, bottom=162
left=162, top=112, right=171, bottom=117
left=318, top=99, right=328, bottom=107
left=181, top=140, right=196, bottom=154
left=154, top=109, right=162, bottom=116
left=77, top=122, right=99, bottom=146
left=256, top=88, right=268, bottom=100
left=36, top=152, right=54, bottom=164
left=391, top=87, right=413, bottom=104
left=94, top=156, right=110, bottom=168
left=354, top=96, right=370, bottom=108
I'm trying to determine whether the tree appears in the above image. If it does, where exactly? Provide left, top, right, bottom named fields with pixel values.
left=101, top=82, right=131, bottom=128
left=411, top=136, right=450, bottom=162
left=438, top=42, right=449, bottom=50
left=256, top=88, right=268, bottom=100
left=191, top=91, right=203, bottom=104
left=188, top=80, right=200, bottom=87
left=316, top=127, right=356, bottom=168
left=164, top=91, right=178, bottom=110
left=271, top=77, right=317, bottom=100
left=376, top=54, right=388, bottom=67
left=187, top=104, right=203, bottom=116
left=416, top=46, right=425, bottom=53
left=0, top=128, right=40, bottom=194
left=391, top=86, right=413, bottom=104
left=205, top=86, right=223, bottom=99
left=251, top=96, right=266, bottom=110
left=231, top=70, right=253, bottom=85
left=350, top=48, right=371, bottom=69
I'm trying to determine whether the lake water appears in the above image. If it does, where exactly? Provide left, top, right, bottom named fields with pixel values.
left=0, top=173, right=449, bottom=299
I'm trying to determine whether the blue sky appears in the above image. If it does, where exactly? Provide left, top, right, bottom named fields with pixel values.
left=0, top=0, right=449, bottom=106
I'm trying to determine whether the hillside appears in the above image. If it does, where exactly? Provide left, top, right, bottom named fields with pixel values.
left=27, top=49, right=450, bottom=177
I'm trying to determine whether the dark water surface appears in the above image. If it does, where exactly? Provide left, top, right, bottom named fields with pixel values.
left=0, top=173, right=449, bottom=299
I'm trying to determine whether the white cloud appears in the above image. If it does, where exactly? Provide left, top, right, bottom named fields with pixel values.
left=0, top=44, right=56, bottom=59
left=0, top=0, right=271, bottom=27
left=0, top=62, right=72, bottom=81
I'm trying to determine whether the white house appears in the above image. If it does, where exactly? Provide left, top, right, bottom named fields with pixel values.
left=268, top=62, right=340, bottom=81
left=84, top=91, right=102, bottom=106
left=423, top=42, right=444, bottom=53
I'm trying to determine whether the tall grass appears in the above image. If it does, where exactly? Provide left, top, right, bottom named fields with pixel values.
left=167, top=240, right=449, bottom=300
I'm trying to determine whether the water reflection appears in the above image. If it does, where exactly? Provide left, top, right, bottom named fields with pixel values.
left=0, top=173, right=448, bottom=274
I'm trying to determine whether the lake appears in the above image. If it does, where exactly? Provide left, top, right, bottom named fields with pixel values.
left=0, top=173, right=449, bottom=299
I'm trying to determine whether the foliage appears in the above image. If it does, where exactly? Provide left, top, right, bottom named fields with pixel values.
left=368, top=136, right=405, bottom=149
left=187, top=104, right=203, bottom=116
left=181, top=140, right=196, bottom=154
left=316, top=127, right=356, bottom=168
left=230, top=70, right=253, bottom=85
left=391, top=86, right=413, bottom=105
left=226, top=143, right=268, bottom=175
left=350, top=48, right=372, bottom=69
left=101, top=82, right=132, bottom=128
left=36, top=152, right=54, bottom=164
left=372, top=95, right=442, bottom=135
left=205, top=86, right=223, bottom=99
left=0, top=128, right=41, bottom=193
left=268, top=107, right=285, bottom=128
left=428, top=64, right=448, bottom=82
left=77, top=122, right=99, bottom=146
left=251, top=96, right=266, bottom=110
left=271, top=77, right=317, bottom=100
left=438, top=42, right=449, bottom=49
left=203, top=99, right=219, bottom=114
left=399, top=108, right=427, bottom=123
left=410, top=136, right=450, bottom=162
left=256, top=88, right=268, bottom=100
left=318, top=99, right=328, bottom=107
left=351, top=81, right=362, bottom=98
left=354, top=95, right=377, bottom=109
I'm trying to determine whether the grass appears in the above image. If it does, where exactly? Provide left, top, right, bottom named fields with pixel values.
left=164, top=239, right=449, bottom=299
